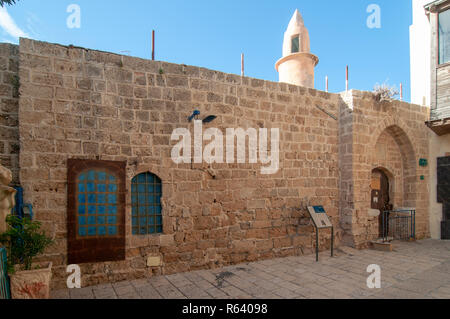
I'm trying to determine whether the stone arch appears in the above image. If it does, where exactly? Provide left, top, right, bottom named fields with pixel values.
left=371, top=119, right=417, bottom=209
left=370, top=117, right=418, bottom=164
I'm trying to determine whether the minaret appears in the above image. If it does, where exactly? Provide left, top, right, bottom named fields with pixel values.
left=275, top=9, right=319, bottom=88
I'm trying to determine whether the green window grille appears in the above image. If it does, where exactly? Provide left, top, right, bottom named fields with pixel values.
left=131, top=172, right=162, bottom=235
left=291, top=36, right=299, bottom=53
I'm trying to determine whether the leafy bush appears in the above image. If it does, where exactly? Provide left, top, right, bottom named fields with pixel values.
left=0, top=215, right=54, bottom=273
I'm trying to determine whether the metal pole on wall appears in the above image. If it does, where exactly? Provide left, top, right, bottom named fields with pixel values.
left=316, top=229, right=319, bottom=262
left=400, top=83, right=403, bottom=101
left=346, top=65, right=349, bottom=91
left=152, top=30, right=155, bottom=61
left=241, top=53, right=244, bottom=77
left=331, top=227, right=334, bottom=257
left=326, top=76, right=329, bottom=92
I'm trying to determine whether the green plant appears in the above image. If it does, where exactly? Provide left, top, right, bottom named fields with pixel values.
left=159, top=67, right=164, bottom=75
left=0, top=215, right=54, bottom=273
left=0, top=0, right=20, bottom=7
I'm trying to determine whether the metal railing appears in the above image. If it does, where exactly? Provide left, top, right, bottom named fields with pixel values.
left=0, top=247, right=10, bottom=299
left=381, top=208, right=416, bottom=243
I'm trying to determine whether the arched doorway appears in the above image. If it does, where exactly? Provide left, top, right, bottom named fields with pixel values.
left=371, top=168, right=393, bottom=237
left=372, top=124, right=417, bottom=210
left=370, top=124, right=418, bottom=240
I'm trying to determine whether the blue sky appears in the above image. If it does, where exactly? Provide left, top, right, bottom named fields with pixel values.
left=0, top=0, right=412, bottom=101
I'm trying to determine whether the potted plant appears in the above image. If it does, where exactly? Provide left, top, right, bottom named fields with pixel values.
left=0, top=215, right=54, bottom=299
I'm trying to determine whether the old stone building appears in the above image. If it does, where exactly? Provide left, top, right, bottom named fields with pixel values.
left=0, top=10, right=431, bottom=289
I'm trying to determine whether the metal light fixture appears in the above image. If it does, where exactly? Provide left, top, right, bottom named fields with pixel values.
left=202, top=115, right=217, bottom=123
left=188, top=110, right=217, bottom=123
left=188, top=110, right=201, bottom=122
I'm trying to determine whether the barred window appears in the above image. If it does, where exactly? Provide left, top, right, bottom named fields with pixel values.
left=131, top=172, right=162, bottom=235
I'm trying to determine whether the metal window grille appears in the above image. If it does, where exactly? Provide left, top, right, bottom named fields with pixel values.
left=0, top=247, right=10, bottom=299
left=131, top=173, right=162, bottom=235
left=76, top=170, right=119, bottom=238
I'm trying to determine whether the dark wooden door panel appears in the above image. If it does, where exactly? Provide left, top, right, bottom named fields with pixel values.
left=67, top=159, right=126, bottom=264
left=438, top=157, right=450, bottom=240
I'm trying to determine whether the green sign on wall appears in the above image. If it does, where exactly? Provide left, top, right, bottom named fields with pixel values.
left=419, top=158, right=428, bottom=167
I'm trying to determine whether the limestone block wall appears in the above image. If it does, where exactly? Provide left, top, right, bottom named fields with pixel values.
left=14, top=38, right=432, bottom=287
left=0, top=44, right=20, bottom=184
left=339, top=90, right=430, bottom=247
left=18, top=39, right=341, bottom=288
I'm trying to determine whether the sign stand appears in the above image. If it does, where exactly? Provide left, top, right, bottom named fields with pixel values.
left=307, top=206, right=334, bottom=262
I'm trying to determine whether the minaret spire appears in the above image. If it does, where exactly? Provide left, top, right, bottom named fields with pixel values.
left=275, top=9, right=318, bottom=88
left=287, top=9, right=304, bottom=30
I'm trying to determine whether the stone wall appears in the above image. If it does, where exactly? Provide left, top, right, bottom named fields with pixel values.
left=14, top=38, right=432, bottom=288
left=0, top=44, right=19, bottom=184
left=18, top=39, right=341, bottom=288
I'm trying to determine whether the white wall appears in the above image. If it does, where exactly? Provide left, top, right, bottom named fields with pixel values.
left=429, top=134, right=450, bottom=239
left=410, top=0, right=431, bottom=106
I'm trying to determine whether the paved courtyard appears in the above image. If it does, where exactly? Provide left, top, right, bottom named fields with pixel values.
left=52, top=239, right=450, bottom=299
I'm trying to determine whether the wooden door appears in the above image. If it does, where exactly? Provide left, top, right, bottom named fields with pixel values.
left=371, top=169, right=391, bottom=237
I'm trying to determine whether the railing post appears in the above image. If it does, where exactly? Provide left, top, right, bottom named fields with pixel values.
left=0, top=247, right=11, bottom=299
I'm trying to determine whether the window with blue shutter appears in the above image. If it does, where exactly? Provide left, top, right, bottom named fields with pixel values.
left=131, top=172, right=162, bottom=235
left=68, top=159, right=126, bottom=264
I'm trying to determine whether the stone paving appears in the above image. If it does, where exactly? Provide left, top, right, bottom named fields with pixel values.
left=51, top=239, right=450, bottom=299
